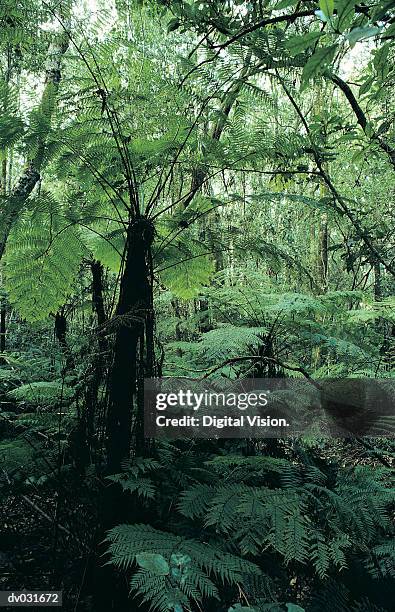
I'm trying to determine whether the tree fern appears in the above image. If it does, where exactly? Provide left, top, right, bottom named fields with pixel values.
left=174, top=452, right=394, bottom=584
left=106, top=523, right=261, bottom=612
left=106, top=458, right=161, bottom=500
left=8, top=380, right=73, bottom=406
left=5, top=194, right=86, bottom=321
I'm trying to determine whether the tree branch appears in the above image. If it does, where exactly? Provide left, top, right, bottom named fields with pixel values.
left=328, top=72, right=395, bottom=170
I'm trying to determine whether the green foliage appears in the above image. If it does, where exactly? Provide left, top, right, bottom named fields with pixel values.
left=155, top=218, right=216, bottom=299
left=104, top=441, right=394, bottom=611
left=8, top=380, right=73, bottom=406
left=0, top=365, right=21, bottom=394
left=0, top=438, right=34, bottom=473
left=286, top=605, right=305, bottom=612
left=301, top=45, right=338, bottom=89
left=319, top=0, right=334, bottom=18
left=199, top=325, right=267, bottom=362
left=5, top=194, right=85, bottom=321
left=106, top=458, right=160, bottom=499
left=0, top=437, right=48, bottom=483
left=0, top=83, right=25, bottom=153
left=136, top=553, right=170, bottom=575
left=285, top=32, right=322, bottom=57
left=106, top=523, right=260, bottom=612
left=158, top=245, right=215, bottom=299
left=86, top=231, right=123, bottom=274
left=163, top=265, right=391, bottom=379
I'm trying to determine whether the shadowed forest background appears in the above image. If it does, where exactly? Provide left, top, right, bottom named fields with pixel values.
left=0, top=0, right=394, bottom=610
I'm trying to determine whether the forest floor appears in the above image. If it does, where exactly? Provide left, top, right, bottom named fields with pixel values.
left=0, top=491, right=93, bottom=610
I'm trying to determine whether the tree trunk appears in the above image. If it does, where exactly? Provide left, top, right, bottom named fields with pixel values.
left=0, top=156, right=7, bottom=359
left=54, top=309, right=75, bottom=371
left=0, top=22, right=70, bottom=260
left=373, top=260, right=385, bottom=340
left=0, top=300, right=6, bottom=354
left=106, top=217, right=155, bottom=473
left=92, top=219, right=155, bottom=612
left=85, top=260, right=108, bottom=450
left=91, top=260, right=107, bottom=327
left=318, top=214, right=328, bottom=293
left=373, top=260, right=381, bottom=302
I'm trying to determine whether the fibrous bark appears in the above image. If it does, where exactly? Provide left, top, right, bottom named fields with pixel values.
left=106, top=217, right=155, bottom=472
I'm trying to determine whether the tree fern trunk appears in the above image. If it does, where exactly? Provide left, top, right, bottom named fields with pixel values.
left=54, top=309, right=75, bottom=371
left=92, top=218, right=155, bottom=611
left=106, top=217, right=155, bottom=472
left=85, top=260, right=107, bottom=451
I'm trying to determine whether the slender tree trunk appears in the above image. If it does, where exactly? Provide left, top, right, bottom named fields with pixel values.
left=318, top=214, right=328, bottom=293
left=373, top=260, right=381, bottom=302
left=171, top=298, right=183, bottom=345
left=91, top=260, right=107, bottom=327
left=85, top=260, right=107, bottom=447
left=251, top=336, right=278, bottom=378
left=181, top=54, right=252, bottom=210
left=376, top=261, right=394, bottom=369
left=373, top=260, right=384, bottom=340
left=197, top=210, right=223, bottom=333
left=0, top=17, right=70, bottom=261
left=0, top=301, right=6, bottom=354
left=54, top=309, right=75, bottom=371
left=0, top=157, right=7, bottom=359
